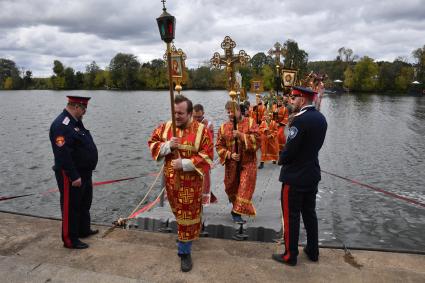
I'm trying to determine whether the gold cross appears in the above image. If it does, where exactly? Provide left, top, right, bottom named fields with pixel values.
left=179, top=188, right=194, bottom=204
left=268, top=42, right=286, bottom=68
left=210, top=36, right=251, bottom=91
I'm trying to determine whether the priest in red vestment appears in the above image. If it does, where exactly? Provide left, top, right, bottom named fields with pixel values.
left=148, top=95, right=213, bottom=272
left=216, top=101, right=260, bottom=223
left=258, top=112, right=279, bottom=169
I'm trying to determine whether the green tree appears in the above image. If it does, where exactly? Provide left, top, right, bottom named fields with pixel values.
left=109, top=53, right=141, bottom=89
left=307, top=59, right=348, bottom=81
left=352, top=56, right=379, bottom=91
left=94, top=70, right=111, bottom=89
left=261, top=65, right=274, bottom=90
left=139, top=59, right=167, bottom=89
left=85, top=61, right=100, bottom=89
left=50, top=75, right=65, bottom=90
left=395, top=66, right=413, bottom=92
left=238, top=66, right=254, bottom=90
left=282, top=39, right=308, bottom=75
left=377, top=58, right=413, bottom=92
left=53, top=60, right=64, bottom=76
left=63, top=67, right=76, bottom=89
left=212, top=69, right=227, bottom=89
left=75, top=71, right=84, bottom=89
left=250, top=52, right=272, bottom=74
left=32, top=78, right=50, bottom=89
left=376, top=61, right=395, bottom=91
left=337, top=47, right=358, bottom=62
left=50, top=60, right=66, bottom=89
left=190, top=66, right=213, bottom=89
left=0, top=58, right=22, bottom=89
left=412, top=45, right=425, bottom=83
left=23, top=70, right=32, bottom=89
left=343, top=66, right=354, bottom=90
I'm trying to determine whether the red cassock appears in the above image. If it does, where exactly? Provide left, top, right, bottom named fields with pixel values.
left=200, top=118, right=215, bottom=205
left=215, top=117, right=260, bottom=216
left=259, top=119, right=279, bottom=162
left=276, top=106, right=289, bottom=152
left=148, top=120, right=213, bottom=242
left=250, top=104, right=266, bottom=125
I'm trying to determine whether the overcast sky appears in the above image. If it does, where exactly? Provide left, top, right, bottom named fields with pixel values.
left=1, top=0, right=425, bottom=77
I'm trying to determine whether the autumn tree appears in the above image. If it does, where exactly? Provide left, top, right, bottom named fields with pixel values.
left=0, top=58, right=21, bottom=89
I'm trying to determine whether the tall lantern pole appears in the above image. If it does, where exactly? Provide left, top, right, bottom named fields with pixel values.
left=156, top=0, right=177, bottom=136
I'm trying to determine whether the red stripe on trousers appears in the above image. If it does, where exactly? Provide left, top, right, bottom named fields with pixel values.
left=62, top=171, right=71, bottom=247
left=283, top=184, right=291, bottom=261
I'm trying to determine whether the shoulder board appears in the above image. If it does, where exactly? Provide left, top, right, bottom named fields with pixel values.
left=62, top=116, right=70, bottom=125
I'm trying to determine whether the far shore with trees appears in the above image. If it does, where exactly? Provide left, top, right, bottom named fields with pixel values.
left=1, top=40, right=424, bottom=94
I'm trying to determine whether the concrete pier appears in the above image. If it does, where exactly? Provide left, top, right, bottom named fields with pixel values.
left=1, top=212, right=424, bottom=282
left=136, top=161, right=283, bottom=242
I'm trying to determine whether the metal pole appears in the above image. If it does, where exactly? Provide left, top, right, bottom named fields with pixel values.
left=167, top=42, right=177, bottom=136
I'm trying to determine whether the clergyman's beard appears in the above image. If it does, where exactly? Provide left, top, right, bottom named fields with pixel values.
left=177, top=120, right=189, bottom=129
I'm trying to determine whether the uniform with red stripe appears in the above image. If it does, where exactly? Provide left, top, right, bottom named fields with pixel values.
left=273, top=86, right=327, bottom=266
left=49, top=96, right=98, bottom=249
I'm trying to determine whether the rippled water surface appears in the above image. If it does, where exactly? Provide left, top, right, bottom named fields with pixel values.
left=0, top=90, right=424, bottom=251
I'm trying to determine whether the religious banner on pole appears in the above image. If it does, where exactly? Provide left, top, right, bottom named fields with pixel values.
left=163, top=44, right=187, bottom=93
left=250, top=79, right=264, bottom=93
left=281, top=69, right=298, bottom=87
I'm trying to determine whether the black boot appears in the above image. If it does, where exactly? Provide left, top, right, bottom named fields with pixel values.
left=303, top=247, right=319, bottom=262
left=180, top=254, right=193, bottom=272
left=64, top=240, right=89, bottom=249
left=272, top=253, right=297, bottom=266
left=258, top=162, right=264, bottom=169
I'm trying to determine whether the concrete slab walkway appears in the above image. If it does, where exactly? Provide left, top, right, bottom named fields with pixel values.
left=1, top=212, right=424, bottom=282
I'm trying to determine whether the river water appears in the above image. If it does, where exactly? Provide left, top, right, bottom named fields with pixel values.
left=0, top=90, right=424, bottom=251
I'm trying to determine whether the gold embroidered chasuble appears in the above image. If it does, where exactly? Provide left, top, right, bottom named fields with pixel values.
left=148, top=120, right=213, bottom=241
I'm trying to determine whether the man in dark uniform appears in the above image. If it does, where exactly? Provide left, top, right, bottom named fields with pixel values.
left=49, top=96, right=99, bottom=249
left=273, top=86, right=327, bottom=266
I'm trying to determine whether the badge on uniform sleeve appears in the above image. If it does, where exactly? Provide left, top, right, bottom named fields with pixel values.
left=62, top=117, right=70, bottom=125
left=288, top=126, right=298, bottom=140
left=55, top=136, right=65, bottom=147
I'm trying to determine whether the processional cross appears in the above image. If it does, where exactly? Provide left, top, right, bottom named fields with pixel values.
left=210, top=36, right=251, bottom=92
left=268, top=42, right=286, bottom=95
left=268, top=42, right=286, bottom=66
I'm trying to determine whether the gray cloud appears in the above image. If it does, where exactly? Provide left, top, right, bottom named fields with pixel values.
left=1, top=0, right=424, bottom=76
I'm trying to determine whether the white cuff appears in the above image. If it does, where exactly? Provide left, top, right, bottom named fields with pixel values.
left=182, top=159, right=195, bottom=172
left=159, top=141, right=172, bottom=157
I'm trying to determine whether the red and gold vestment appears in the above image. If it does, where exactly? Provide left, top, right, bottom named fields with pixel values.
left=148, top=120, right=213, bottom=241
left=215, top=117, right=260, bottom=216
left=259, top=119, right=279, bottom=162
left=276, top=106, right=289, bottom=152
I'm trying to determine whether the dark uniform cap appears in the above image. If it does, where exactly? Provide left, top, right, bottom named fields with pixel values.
left=67, top=96, right=91, bottom=105
left=291, top=86, right=317, bottom=97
